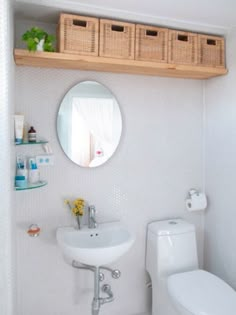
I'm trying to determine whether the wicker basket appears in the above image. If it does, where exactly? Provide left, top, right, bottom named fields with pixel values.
left=58, top=13, right=99, bottom=56
left=135, top=24, right=168, bottom=62
left=198, top=34, right=225, bottom=67
left=168, top=30, right=198, bottom=65
left=99, top=19, right=135, bottom=59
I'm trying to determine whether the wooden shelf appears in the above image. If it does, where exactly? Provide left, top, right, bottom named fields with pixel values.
left=14, top=49, right=228, bottom=79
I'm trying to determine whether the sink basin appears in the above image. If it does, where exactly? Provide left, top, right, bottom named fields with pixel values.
left=56, top=222, right=135, bottom=266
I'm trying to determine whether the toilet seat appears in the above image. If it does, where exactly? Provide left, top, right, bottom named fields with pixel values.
left=168, top=269, right=236, bottom=315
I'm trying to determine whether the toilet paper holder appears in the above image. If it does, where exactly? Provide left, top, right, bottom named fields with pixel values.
left=188, top=188, right=200, bottom=197
left=186, top=188, right=207, bottom=212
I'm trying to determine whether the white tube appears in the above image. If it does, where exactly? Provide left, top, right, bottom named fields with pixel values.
left=14, top=115, right=24, bottom=144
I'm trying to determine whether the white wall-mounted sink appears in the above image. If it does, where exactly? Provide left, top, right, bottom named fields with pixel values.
left=56, top=222, right=135, bottom=266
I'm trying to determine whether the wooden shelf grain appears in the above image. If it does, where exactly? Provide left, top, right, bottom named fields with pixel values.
left=14, top=49, right=228, bottom=79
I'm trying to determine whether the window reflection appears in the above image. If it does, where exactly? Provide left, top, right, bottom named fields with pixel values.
left=57, top=81, right=122, bottom=167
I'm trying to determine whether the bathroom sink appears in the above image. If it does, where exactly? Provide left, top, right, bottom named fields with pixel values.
left=56, top=222, right=135, bottom=266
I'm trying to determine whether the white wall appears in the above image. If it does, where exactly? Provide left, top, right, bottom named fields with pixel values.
left=15, top=63, right=205, bottom=315
left=204, top=28, right=236, bottom=289
left=0, top=0, right=15, bottom=314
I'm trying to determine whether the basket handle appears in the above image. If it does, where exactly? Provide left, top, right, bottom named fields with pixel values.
left=146, top=30, right=158, bottom=37
left=207, top=39, right=216, bottom=45
left=73, top=19, right=87, bottom=27
left=177, top=34, right=188, bottom=42
left=111, top=25, right=124, bottom=32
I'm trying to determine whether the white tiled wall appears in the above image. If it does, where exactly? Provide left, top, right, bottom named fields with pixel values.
left=15, top=63, right=205, bottom=315
left=205, top=28, right=236, bottom=289
left=0, top=0, right=15, bottom=314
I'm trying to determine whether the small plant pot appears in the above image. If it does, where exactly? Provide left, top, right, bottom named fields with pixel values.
left=36, top=39, right=45, bottom=51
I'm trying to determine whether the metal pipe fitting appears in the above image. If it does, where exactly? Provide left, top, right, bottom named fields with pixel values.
left=100, top=284, right=114, bottom=304
left=100, top=266, right=121, bottom=279
left=72, top=261, right=117, bottom=315
left=72, top=261, right=95, bottom=272
left=112, top=269, right=121, bottom=279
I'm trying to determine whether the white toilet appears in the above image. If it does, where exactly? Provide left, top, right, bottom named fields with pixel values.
left=146, top=219, right=236, bottom=315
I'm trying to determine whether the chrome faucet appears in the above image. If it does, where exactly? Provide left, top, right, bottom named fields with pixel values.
left=88, top=205, right=97, bottom=229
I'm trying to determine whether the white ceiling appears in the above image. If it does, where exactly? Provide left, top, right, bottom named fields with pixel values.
left=15, top=0, right=236, bottom=34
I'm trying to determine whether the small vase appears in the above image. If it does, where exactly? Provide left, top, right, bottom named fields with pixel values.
left=76, top=216, right=81, bottom=229
left=36, top=39, right=45, bottom=51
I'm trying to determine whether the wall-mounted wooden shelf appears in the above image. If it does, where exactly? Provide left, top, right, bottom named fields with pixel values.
left=14, top=49, right=228, bottom=79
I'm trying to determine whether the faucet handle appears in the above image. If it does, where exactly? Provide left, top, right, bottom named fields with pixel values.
left=89, top=205, right=96, bottom=213
left=88, top=205, right=97, bottom=229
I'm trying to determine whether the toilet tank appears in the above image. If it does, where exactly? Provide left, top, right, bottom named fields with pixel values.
left=146, top=219, right=199, bottom=278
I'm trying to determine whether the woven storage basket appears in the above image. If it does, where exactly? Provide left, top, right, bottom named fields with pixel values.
left=168, top=30, right=198, bottom=65
left=58, top=13, right=99, bottom=56
left=135, top=24, right=168, bottom=62
left=99, top=19, right=135, bottom=59
left=198, top=34, right=225, bottom=67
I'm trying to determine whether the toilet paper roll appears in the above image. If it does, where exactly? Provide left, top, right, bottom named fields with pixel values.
left=185, top=193, right=207, bottom=212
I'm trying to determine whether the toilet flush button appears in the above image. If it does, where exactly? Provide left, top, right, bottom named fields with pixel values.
left=169, top=221, right=177, bottom=225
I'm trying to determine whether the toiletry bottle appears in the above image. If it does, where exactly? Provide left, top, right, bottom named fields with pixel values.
left=23, top=123, right=29, bottom=143
left=16, top=154, right=28, bottom=181
left=14, top=114, right=24, bottom=144
left=28, top=157, right=40, bottom=184
left=15, top=175, right=27, bottom=188
left=28, top=126, right=37, bottom=142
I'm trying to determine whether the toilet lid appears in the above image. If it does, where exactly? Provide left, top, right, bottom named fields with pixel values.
left=168, top=269, right=236, bottom=315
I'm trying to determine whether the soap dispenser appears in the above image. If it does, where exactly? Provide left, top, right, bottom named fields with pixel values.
left=28, top=126, right=37, bottom=142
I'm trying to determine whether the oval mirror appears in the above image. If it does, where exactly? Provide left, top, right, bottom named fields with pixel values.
left=57, top=81, right=122, bottom=167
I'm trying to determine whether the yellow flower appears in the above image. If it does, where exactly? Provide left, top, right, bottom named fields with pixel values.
left=74, top=198, right=85, bottom=206
left=72, top=207, right=79, bottom=215
left=78, top=208, right=84, bottom=216
left=65, top=197, right=85, bottom=217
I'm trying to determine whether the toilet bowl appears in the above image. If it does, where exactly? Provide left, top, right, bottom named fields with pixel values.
left=146, top=219, right=236, bottom=315
left=168, top=269, right=236, bottom=315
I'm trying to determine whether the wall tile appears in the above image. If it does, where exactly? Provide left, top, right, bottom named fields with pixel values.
left=205, top=28, right=236, bottom=289
left=15, top=64, right=204, bottom=314
left=0, top=0, right=15, bottom=314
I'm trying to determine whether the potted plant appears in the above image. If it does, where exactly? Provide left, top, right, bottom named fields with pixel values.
left=22, top=27, right=55, bottom=52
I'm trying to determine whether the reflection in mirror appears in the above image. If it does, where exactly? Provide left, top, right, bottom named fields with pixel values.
left=57, top=81, right=122, bottom=167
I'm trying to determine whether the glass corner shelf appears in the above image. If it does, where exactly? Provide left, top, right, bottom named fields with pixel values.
left=15, top=140, right=48, bottom=146
left=15, top=180, right=47, bottom=191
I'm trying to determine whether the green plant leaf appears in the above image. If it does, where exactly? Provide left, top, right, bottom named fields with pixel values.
left=43, top=42, right=55, bottom=52
left=22, top=26, right=55, bottom=52
left=27, top=38, right=37, bottom=51
left=47, top=35, right=55, bottom=42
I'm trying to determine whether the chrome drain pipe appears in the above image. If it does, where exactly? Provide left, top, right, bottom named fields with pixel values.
left=72, top=261, right=119, bottom=315
left=92, top=308, right=100, bottom=315
left=72, top=261, right=95, bottom=272
left=92, top=267, right=101, bottom=315
left=100, top=284, right=114, bottom=304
